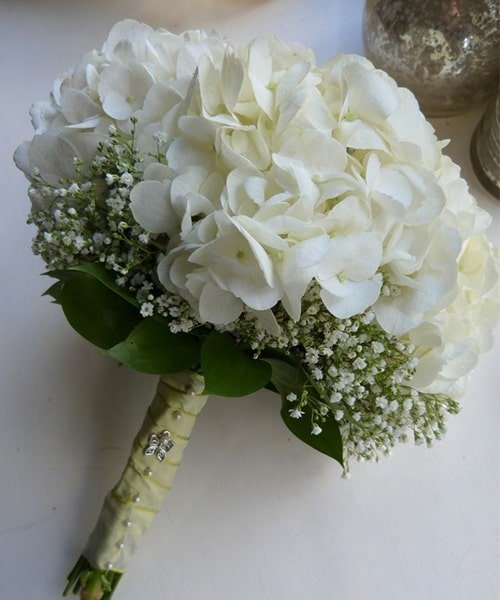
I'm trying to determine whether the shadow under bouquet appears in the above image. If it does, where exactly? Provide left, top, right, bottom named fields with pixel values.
left=15, top=19, right=500, bottom=600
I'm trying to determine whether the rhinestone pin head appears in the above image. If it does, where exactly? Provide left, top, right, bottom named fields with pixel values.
left=144, top=430, right=174, bottom=461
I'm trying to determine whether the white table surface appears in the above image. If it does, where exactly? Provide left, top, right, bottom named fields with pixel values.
left=0, top=1, right=499, bottom=599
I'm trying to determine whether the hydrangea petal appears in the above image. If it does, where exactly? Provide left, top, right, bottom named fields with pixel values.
left=248, top=38, right=273, bottom=116
left=221, top=50, right=244, bottom=112
left=198, top=282, right=243, bottom=324
left=320, top=276, right=382, bottom=319
left=130, top=180, right=175, bottom=234
left=318, top=233, right=382, bottom=281
left=60, top=88, right=101, bottom=126
left=342, top=62, right=400, bottom=123
left=278, top=129, right=347, bottom=180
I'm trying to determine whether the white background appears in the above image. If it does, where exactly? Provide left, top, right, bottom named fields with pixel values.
left=0, top=1, right=499, bottom=599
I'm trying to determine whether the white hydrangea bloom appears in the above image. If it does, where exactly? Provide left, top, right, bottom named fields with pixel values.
left=15, top=20, right=500, bottom=398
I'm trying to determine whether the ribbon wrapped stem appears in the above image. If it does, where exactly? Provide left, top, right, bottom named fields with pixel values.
left=64, top=371, right=208, bottom=599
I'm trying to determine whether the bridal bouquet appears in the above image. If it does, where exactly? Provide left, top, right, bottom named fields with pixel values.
left=15, top=20, right=499, bottom=599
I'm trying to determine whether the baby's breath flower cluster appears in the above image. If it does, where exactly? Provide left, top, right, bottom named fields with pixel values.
left=229, top=285, right=459, bottom=465
left=27, top=124, right=198, bottom=331
left=29, top=123, right=147, bottom=270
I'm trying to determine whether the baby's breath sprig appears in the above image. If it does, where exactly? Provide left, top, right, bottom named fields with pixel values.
left=27, top=123, right=199, bottom=331
left=227, top=285, right=458, bottom=465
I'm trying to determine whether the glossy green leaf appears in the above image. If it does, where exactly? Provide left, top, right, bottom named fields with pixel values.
left=265, top=358, right=344, bottom=466
left=59, top=276, right=141, bottom=349
left=106, top=317, right=200, bottom=374
left=68, top=263, right=139, bottom=307
left=42, top=280, right=65, bottom=304
left=46, top=264, right=176, bottom=330
left=201, top=332, right=271, bottom=397
left=264, top=358, right=305, bottom=397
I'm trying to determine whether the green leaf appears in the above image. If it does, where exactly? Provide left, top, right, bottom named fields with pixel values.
left=59, top=276, right=141, bottom=349
left=265, top=358, right=344, bottom=466
left=106, top=317, right=200, bottom=374
left=201, top=332, right=271, bottom=397
left=67, top=263, right=139, bottom=307
left=46, top=264, right=176, bottom=329
left=281, top=400, right=344, bottom=467
left=42, top=280, right=65, bottom=304
left=264, top=358, right=306, bottom=397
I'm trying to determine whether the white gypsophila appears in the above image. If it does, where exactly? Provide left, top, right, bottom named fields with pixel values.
left=227, top=285, right=461, bottom=462
left=16, top=20, right=499, bottom=401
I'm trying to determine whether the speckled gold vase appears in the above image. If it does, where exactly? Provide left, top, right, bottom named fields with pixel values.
left=363, top=0, right=499, bottom=117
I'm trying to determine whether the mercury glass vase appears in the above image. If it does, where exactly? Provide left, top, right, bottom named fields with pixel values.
left=363, top=0, right=499, bottom=117
left=471, top=95, right=500, bottom=198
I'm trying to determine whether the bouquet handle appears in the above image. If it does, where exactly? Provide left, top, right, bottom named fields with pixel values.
left=64, top=371, right=208, bottom=599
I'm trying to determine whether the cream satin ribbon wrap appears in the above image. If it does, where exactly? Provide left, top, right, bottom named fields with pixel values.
left=84, top=371, right=208, bottom=572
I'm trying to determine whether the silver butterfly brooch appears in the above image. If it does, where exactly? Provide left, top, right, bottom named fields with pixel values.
left=144, top=430, right=174, bottom=462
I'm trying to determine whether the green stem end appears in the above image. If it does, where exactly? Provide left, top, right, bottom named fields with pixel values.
left=63, top=556, right=123, bottom=600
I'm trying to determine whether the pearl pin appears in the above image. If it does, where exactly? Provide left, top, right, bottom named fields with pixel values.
left=116, top=540, right=125, bottom=549
left=143, top=467, right=153, bottom=477
left=172, top=410, right=181, bottom=420
left=105, top=562, right=113, bottom=570
left=123, top=519, right=133, bottom=528
left=132, top=494, right=141, bottom=503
